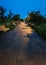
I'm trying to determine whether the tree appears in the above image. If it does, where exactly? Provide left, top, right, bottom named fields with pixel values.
left=13, top=14, right=20, bottom=21
left=19, top=18, right=24, bottom=22
left=26, top=11, right=45, bottom=24
left=0, top=6, right=6, bottom=20
left=8, top=10, right=13, bottom=20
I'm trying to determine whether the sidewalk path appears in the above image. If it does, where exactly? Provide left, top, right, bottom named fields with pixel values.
left=0, top=22, right=46, bottom=65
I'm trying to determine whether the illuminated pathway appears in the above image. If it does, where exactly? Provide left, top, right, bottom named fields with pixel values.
left=0, top=22, right=46, bottom=65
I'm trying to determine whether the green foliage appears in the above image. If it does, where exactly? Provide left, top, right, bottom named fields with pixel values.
left=5, top=22, right=16, bottom=30
left=13, top=14, right=20, bottom=21
left=29, top=22, right=46, bottom=40
left=26, top=11, right=46, bottom=24
left=37, top=24, right=46, bottom=40
left=8, top=10, right=13, bottom=20
left=0, top=20, right=4, bottom=25
left=0, top=6, right=21, bottom=26
left=26, top=11, right=46, bottom=40
left=0, top=6, right=21, bottom=31
left=0, top=6, right=6, bottom=21
left=19, top=19, right=24, bottom=22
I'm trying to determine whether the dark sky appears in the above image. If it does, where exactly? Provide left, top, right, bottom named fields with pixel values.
left=0, top=0, right=46, bottom=18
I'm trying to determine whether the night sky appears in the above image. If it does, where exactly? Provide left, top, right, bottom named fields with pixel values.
left=0, top=0, right=46, bottom=18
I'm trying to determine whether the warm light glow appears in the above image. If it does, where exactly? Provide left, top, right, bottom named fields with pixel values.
left=17, top=22, right=33, bottom=46
left=0, top=25, right=9, bottom=32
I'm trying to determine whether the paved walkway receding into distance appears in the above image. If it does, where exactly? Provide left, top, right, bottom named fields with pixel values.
left=0, top=22, right=46, bottom=65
